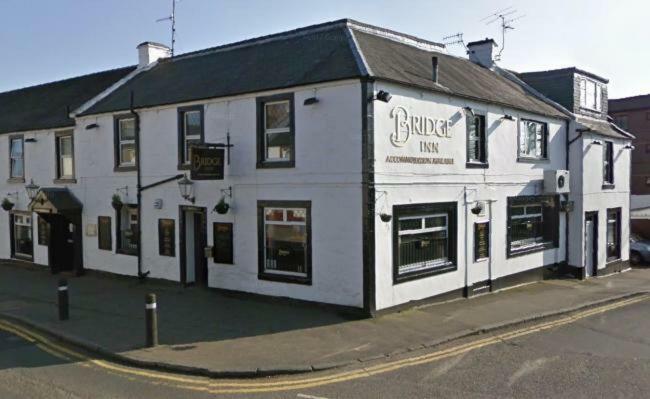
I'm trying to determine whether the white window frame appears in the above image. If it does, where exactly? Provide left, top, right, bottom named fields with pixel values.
left=509, top=203, right=545, bottom=250
left=57, top=133, right=74, bottom=179
left=579, top=78, right=602, bottom=111
left=263, top=207, right=308, bottom=278
left=13, top=213, right=33, bottom=258
left=397, top=213, right=450, bottom=274
left=518, top=120, right=547, bottom=160
left=182, top=110, right=202, bottom=165
left=118, top=118, right=136, bottom=167
left=10, top=136, right=24, bottom=179
left=263, top=100, right=292, bottom=162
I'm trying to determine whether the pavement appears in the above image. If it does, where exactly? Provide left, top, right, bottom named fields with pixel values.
left=0, top=260, right=649, bottom=378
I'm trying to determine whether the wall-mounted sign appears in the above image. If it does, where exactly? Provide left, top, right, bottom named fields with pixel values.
left=158, top=219, right=175, bottom=257
left=190, top=146, right=225, bottom=180
left=213, top=222, right=233, bottom=264
left=474, top=222, right=490, bottom=261
left=86, top=223, right=97, bottom=237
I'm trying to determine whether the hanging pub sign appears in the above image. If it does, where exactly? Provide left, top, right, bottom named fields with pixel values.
left=190, top=146, right=225, bottom=180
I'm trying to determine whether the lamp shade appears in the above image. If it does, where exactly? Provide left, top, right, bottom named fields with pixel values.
left=177, top=174, right=194, bottom=201
left=25, top=179, right=40, bottom=201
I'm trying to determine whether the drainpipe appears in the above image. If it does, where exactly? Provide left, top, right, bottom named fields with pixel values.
left=130, top=92, right=149, bottom=280
left=564, top=118, right=571, bottom=277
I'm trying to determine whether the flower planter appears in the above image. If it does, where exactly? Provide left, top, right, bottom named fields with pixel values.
left=214, top=197, right=230, bottom=215
left=1, top=199, right=14, bottom=212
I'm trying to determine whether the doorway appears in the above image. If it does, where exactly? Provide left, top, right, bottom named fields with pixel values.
left=179, top=206, right=208, bottom=286
left=38, top=212, right=83, bottom=275
left=585, top=212, right=598, bottom=278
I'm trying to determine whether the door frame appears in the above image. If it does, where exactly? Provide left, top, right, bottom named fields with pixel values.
left=585, top=211, right=598, bottom=278
left=179, top=205, right=208, bottom=286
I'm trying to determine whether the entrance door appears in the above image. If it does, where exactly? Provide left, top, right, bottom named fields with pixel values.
left=48, top=215, right=75, bottom=274
left=180, top=207, right=208, bottom=286
left=585, top=212, right=598, bottom=277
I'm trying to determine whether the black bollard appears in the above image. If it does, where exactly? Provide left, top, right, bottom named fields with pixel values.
left=145, top=293, right=158, bottom=347
left=58, top=279, right=69, bottom=321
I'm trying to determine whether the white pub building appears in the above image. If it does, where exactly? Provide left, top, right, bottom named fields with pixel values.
left=0, top=20, right=632, bottom=315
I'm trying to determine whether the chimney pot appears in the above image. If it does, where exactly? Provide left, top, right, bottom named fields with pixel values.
left=137, top=42, right=171, bottom=68
left=467, top=38, right=498, bottom=69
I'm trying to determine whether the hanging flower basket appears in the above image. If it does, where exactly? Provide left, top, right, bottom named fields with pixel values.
left=1, top=198, right=14, bottom=212
left=214, top=197, right=230, bottom=215
left=379, top=213, right=392, bottom=223
left=111, top=194, right=123, bottom=211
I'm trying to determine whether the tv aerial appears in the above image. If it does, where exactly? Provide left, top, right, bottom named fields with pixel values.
left=442, top=33, right=468, bottom=51
left=156, top=0, right=184, bottom=56
left=481, top=6, right=526, bottom=61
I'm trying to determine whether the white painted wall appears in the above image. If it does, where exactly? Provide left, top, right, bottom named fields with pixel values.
left=372, top=81, right=568, bottom=310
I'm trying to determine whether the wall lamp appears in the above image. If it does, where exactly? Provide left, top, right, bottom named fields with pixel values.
left=369, top=90, right=392, bottom=103
left=303, top=97, right=319, bottom=106
left=24, top=138, right=37, bottom=143
left=501, top=115, right=514, bottom=121
left=177, top=174, right=195, bottom=203
left=592, top=140, right=603, bottom=146
left=463, top=106, right=475, bottom=117
left=25, top=179, right=40, bottom=202
left=85, top=123, right=99, bottom=130
left=624, top=144, right=635, bottom=150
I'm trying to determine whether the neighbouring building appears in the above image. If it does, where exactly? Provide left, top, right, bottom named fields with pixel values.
left=608, top=94, right=650, bottom=239
left=0, top=19, right=633, bottom=315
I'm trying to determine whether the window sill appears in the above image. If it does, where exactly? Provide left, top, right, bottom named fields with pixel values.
left=602, top=184, right=615, bottom=190
left=393, top=262, right=457, bottom=285
left=53, top=178, right=77, bottom=185
left=177, top=164, right=191, bottom=171
left=507, top=242, right=555, bottom=258
left=606, top=257, right=621, bottom=264
left=114, top=166, right=137, bottom=173
left=257, top=161, right=295, bottom=169
left=466, top=162, right=489, bottom=169
left=516, top=157, right=549, bottom=164
left=7, top=178, right=25, bottom=184
left=258, top=272, right=311, bottom=285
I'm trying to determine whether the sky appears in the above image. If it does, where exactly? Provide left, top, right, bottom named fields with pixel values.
left=1, top=0, right=648, bottom=98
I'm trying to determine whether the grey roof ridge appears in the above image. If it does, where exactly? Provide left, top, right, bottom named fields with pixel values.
left=609, top=93, right=650, bottom=102
left=495, top=66, right=573, bottom=120
left=345, top=28, right=372, bottom=77
left=518, top=67, right=609, bottom=84
left=345, top=20, right=446, bottom=53
left=576, top=114, right=635, bottom=140
left=73, top=62, right=161, bottom=117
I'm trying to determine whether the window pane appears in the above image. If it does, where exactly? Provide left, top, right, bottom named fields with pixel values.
left=119, top=208, right=138, bottom=254
left=265, top=102, right=290, bottom=130
left=184, top=111, right=201, bottom=137
left=11, top=159, right=23, bottom=178
left=526, top=205, right=542, bottom=215
left=398, top=230, right=448, bottom=273
left=120, top=143, right=136, bottom=164
left=511, top=206, right=525, bottom=216
left=586, top=81, right=596, bottom=109
left=424, top=216, right=446, bottom=228
left=265, top=209, right=284, bottom=222
left=60, top=136, right=72, bottom=156
left=10, top=139, right=23, bottom=157
left=61, top=156, right=73, bottom=177
left=264, top=224, right=307, bottom=274
left=14, top=215, right=33, bottom=257
left=119, top=119, right=135, bottom=140
left=266, top=132, right=291, bottom=160
left=287, top=209, right=306, bottom=222
left=399, top=218, right=421, bottom=231
left=184, top=139, right=200, bottom=163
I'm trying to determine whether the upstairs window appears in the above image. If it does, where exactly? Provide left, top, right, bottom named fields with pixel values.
left=518, top=120, right=548, bottom=161
left=603, top=141, right=614, bottom=186
left=257, top=93, right=295, bottom=168
left=467, top=114, right=487, bottom=166
left=178, top=106, right=204, bottom=167
left=579, top=78, right=602, bottom=111
left=9, top=136, right=24, bottom=180
left=56, top=131, right=74, bottom=180
left=114, top=116, right=136, bottom=170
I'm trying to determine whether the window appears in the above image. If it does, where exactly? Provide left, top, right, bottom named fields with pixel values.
left=116, top=206, right=138, bottom=255
left=603, top=141, right=614, bottom=186
left=55, top=131, right=74, bottom=180
left=9, top=136, right=24, bottom=180
left=507, top=196, right=558, bottom=257
left=257, top=93, right=295, bottom=167
left=613, top=115, right=629, bottom=130
left=114, top=116, right=136, bottom=169
left=606, top=208, right=621, bottom=261
left=258, top=201, right=311, bottom=284
left=467, top=114, right=487, bottom=166
left=98, top=216, right=112, bottom=251
left=518, top=120, right=548, bottom=160
left=579, top=78, right=602, bottom=111
left=12, top=213, right=33, bottom=260
left=393, top=202, right=457, bottom=283
left=474, top=222, right=490, bottom=261
left=178, top=106, right=204, bottom=167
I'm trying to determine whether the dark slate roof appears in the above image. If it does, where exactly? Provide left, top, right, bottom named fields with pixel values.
left=576, top=116, right=634, bottom=140
left=519, top=67, right=609, bottom=84
left=517, top=69, right=576, bottom=112
left=81, top=19, right=565, bottom=119
left=31, top=187, right=83, bottom=212
left=0, top=66, right=135, bottom=134
left=609, top=94, right=650, bottom=113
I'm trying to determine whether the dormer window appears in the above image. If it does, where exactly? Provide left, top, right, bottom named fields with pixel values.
left=579, top=78, right=602, bottom=111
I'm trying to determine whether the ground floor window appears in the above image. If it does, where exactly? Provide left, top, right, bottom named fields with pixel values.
left=116, top=206, right=138, bottom=255
left=393, top=202, right=457, bottom=283
left=507, top=196, right=558, bottom=257
left=12, top=213, right=33, bottom=260
left=606, top=208, right=621, bottom=261
left=257, top=201, right=311, bottom=284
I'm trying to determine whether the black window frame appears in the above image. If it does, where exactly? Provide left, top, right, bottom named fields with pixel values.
left=506, top=195, right=559, bottom=258
left=606, top=208, right=621, bottom=262
left=256, top=93, right=295, bottom=169
left=466, top=113, right=488, bottom=167
left=257, top=200, right=311, bottom=285
left=392, top=202, right=458, bottom=284
left=54, top=130, right=76, bottom=183
left=517, top=119, right=549, bottom=162
left=603, top=141, right=614, bottom=187
left=474, top=221, right=490, bottom=261
left=8, top=134, right=25, bottom=182
left=113, top=114, right=137, bottom=172
left=177, top=105, right=205, bottom=169
left=97, top=216, right=112, bottom=251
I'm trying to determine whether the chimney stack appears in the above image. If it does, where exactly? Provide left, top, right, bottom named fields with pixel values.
left=137, top=42, right=171, bottom=68
left=467, top=38, right=498, bottom=69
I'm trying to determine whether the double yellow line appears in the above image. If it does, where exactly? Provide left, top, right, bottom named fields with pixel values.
left=0, top=294, right=647, bottom=395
